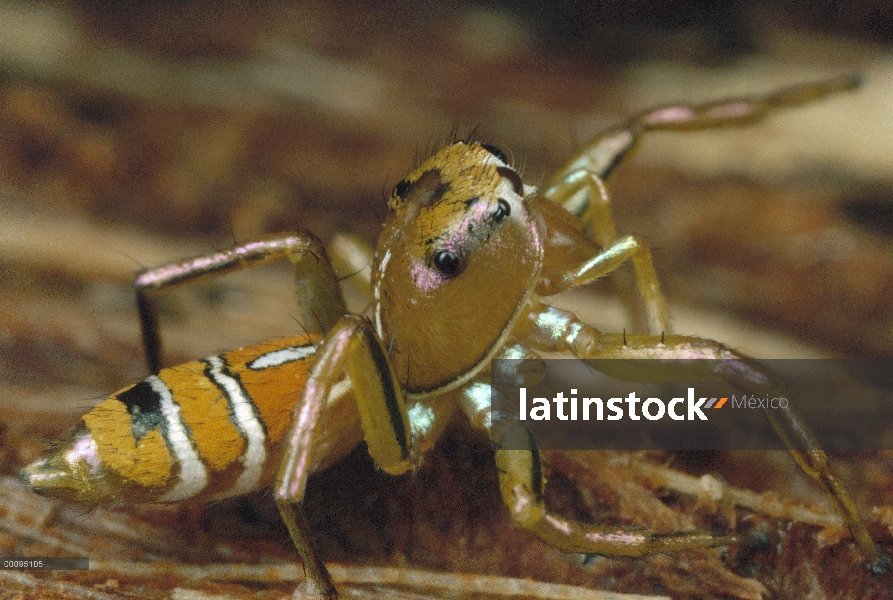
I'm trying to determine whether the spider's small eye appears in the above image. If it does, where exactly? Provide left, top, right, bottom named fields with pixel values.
left=393, top=178, right=411, bottom=200
left=493, top=199, right=511, bottom=222
left=480, top=143, right=508, bottom=164
left=432, top=250, right=463, bottom=278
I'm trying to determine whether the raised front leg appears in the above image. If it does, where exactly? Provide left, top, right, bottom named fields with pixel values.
left=135, top=231, right=345, bottom=373
left=547, top=73, right=861, bottom=200
left=512, top=299, right=886, bottom=571
left=538, top=76, right=862, bottom=340
left=274, top=314, right=414, bottom=599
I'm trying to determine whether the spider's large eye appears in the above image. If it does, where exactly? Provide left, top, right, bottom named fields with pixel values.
left=492, top=198, right=511, bottom=222
left=481, top=143, right=508, bottom=164
left=432, top=250, right=463, bottom=278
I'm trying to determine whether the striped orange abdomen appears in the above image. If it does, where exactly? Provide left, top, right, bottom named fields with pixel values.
left=21, top=335, right=362, bottom=505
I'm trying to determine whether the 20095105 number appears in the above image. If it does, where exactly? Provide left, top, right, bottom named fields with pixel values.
left=3, top=560, right=43, bottom=569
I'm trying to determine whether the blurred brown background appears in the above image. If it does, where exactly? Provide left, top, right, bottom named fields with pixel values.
left=1, top=1, right=892, bottom=599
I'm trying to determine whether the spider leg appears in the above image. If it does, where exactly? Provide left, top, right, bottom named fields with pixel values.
left=542, top=169, right=617, bottom=248
left=535, top=199, right=668, bottom=335
left=548, top=73, right=861, bottom=195
left=135, top=231, right=346, bottom=373
left=457, top=349, right=738, bottom=556
left=492, top=417, right=738, bottom=556
left=537, top=75, right=861, bottom=334
left=513, top=299, right=885, bottom=570
left=328, top=231, right=375, bottom=300
left=274, top=314, right=414, bottom=599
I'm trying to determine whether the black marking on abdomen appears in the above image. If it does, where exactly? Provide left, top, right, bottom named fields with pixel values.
left=117, top=380, right=164, bottom=442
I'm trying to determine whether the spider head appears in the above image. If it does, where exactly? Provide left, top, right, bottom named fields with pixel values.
left=372, top=142, right=543, bottom=395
